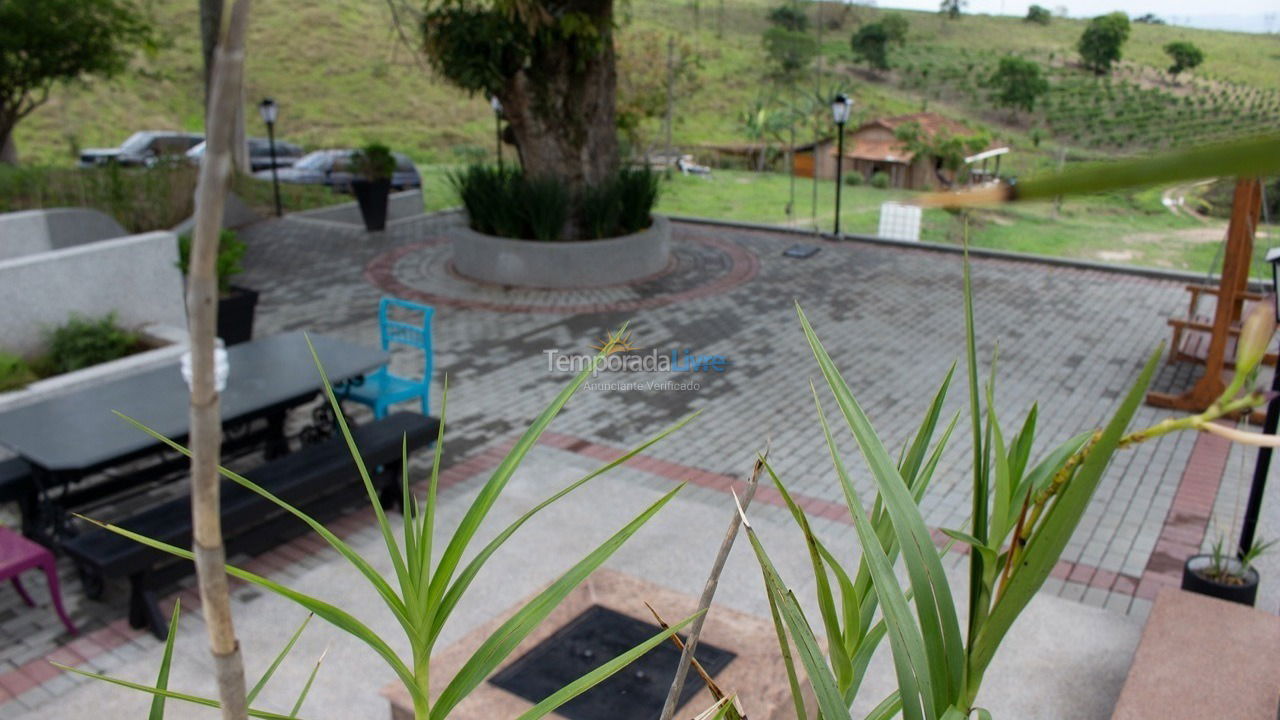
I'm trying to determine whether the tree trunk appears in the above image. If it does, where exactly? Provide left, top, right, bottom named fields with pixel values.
left=200, top=0, right=223, bottom=106
left=496, top=0, right=618, bottom=240
left=0, top=128, right=17, bottom=165
left=190, top=2, right=252, bottom=719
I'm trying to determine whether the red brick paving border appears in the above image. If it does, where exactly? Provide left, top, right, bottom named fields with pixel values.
left=0, top=418, right=1229, bottom=710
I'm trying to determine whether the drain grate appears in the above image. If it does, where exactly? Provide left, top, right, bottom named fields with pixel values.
left=489, top=604, right=736, bottom=720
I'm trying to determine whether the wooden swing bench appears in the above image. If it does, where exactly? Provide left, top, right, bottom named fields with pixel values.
left=1166, top=284, right=1278, bottom=368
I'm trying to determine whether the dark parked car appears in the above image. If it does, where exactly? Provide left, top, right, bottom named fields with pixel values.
left=186, top=137, right=305, bottom=171
left=254, top=149, right=421, bottom=191
left=78, top=131, right=204, bottom=168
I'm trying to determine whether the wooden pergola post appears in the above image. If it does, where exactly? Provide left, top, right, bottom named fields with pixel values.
left=1148, top=177, right=1263, bottom=411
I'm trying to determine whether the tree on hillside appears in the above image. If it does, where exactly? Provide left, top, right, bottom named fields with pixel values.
left=987, top=56, right=1049, bottom=116
left=1025, top=5, right=1052, bottom=24
left=0, top=0, right=154, bottom=164
left=421, top=0, right=623, bottom=236
left=1077, top=12, right=1130, bottom=74
left=1164, top=41, right=1204, bottom=80
left=940, top=0, right=967, bottom=20
left=850, top=23, right=892, bottom=71
left=1133, top=13, right=1165, bottom=24
left=616, top=31, right=701, bottom=153
left=762, top=26, right=819, bottom=79
left=882, top=14, right=910, bottom=45
left=768, top=4, right=808, bottom=32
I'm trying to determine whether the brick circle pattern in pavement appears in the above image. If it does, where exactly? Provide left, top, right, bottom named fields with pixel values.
left=363, top=229, right=759, bottom=314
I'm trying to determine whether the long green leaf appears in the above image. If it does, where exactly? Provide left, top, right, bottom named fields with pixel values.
left=765, top=582, right=809, bottom=720
left=799, top=304, right=964, bottom=710
left=289, top=648, right=327, bottom=718
left=514, top=612, right=701, bottom=720
left=81, top=519, right=422, bottom=708
left=248, top=614, right=313, bottom=705
left=900, top=362, right=956, bottom=488
left=431, top=483, right=681, bottom=720
left=426, top=331, right=622, bottom=623
left=809, top=388, right=932, bottom=720
left=52, top=664, right=301, bottom=720
left=147, top=598, right=181, bottom=720
left=430, top=412, right=698, bottom=644
left=961, top=245, right=992, bottom=660
left=971, top=346, right=1163, bottom=677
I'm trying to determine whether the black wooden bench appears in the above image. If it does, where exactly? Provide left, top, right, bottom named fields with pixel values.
left=63, top=412, right=439, bottom=638
left=0, top=457, right=31, bottom=504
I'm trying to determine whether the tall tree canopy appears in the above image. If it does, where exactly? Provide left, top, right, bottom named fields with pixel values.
left=987, top=56, right=1049, bottom=114
left=1164, top=41, right=1204, bottom=79
left=1025, top=4, right=1052, bottom=24
left=762, top=26, right=818, bottom=79
left=1077, top=12, right=1130, bottom=74
left=850, top=22, right=892, bottom=71
left=940, top=0, right=966, bottom=20
left=0, top=0, right=154, bottom=163
left=421, top=0, right=620, bottom=208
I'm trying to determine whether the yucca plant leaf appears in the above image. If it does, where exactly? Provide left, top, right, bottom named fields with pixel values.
left=988, top=404, right=1013, bottom=549
left=417, top=377, right=449, bottom=599
left=1008, top=405, right=1037, bottom=489
left=740, top=510, right=853, bottom=720
left=288, top=648, right=327, bottom=718
left=863, top=691, right=904, bottom=720
left=900, top=362, right=956, bottom=488
left=52, top=664, right=301, bottom=720
left=940, top=706, right=971, bottom=720
left=514, top=612, right=700, bottom=720
left=814, top=540, right=860, bottom=658
left=305, top=335, right=411, bottom=601
left=147, top=597, right=181, bottom=720
left=431, top=484, right=681, bottom=720
left=971, top=346, right=1163, bottom=678
left=799, top=304, right=964, bottom=710
left=765, top=583, right=809, bottom=720
left=809, top=388, right=931, bottom=720
left=430, top=412, right=698, bottom=644
left=426, top=333, right=621, bottom=624
left=763, top=459, right=854, bottom=691
left=79, top=519, right=422, bottom=707
left=112, top=413, right=417, bottom=643
left=1019, top=431, right=1094, bottom=502
left=962, top=247, right=992, bottom=654
left=247, top=613, right=313, bottom=705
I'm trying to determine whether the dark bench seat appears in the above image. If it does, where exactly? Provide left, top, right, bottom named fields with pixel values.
left=0, top=457, right=32, bottom=504
left=63, top=412, right=439, bottom=638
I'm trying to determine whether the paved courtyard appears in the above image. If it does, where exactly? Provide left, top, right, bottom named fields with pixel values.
left=0, top=208, right=1276, bottom=717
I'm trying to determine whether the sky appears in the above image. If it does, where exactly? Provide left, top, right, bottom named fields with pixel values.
left=873, top=0, right=1278, bottom=32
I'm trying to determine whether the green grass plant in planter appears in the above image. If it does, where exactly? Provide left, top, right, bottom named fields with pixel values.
left=70, top=335, right=700, bottom=719
left=178, top=229, right=258, bottom=345
left=41, top=312, right=142, bottom=375
left=1181, top=534, right=1275, bottom=606
left=350, top=143, right=397, bottom=231
left=0, top=352, right=36, bottom=392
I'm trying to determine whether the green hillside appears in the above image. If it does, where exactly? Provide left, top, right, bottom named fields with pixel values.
left=11, top=0, right=1280, bottom=166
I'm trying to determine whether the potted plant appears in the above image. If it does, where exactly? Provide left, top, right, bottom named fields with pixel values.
left=177, top=229, right=257, bottom=346
left=1181, top=536, right=1274, bottom=606
left=349, top=142, right=396, bottom=231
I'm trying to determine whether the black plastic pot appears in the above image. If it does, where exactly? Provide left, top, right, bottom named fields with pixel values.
left=217, top=285, right=259, bottom=346
left=352, top=178, right=391, bottom=231
left=1181, top=554, right=1259, bottom=606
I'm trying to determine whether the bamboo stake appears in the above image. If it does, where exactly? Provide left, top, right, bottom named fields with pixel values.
left=188, top=2, right=251, bottom=718
left=658, top=449, right=766, bottom=720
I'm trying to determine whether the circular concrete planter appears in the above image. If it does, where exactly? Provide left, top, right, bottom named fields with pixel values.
left=451, top=216, right=670, bottom=289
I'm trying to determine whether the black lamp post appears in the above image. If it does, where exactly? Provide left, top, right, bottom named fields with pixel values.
left=1239, top=247, right=1280, bottom=557
left=490, top=96, right=503, bottom=169
left=831, top=93, right=852, bottom=237
left=258, top=98, right=282, bottom=217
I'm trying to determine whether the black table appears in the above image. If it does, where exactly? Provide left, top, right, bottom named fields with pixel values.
left=0, top=332, right=387, bottom=539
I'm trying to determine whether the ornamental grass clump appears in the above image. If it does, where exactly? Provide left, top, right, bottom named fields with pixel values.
left=72, top=334, right=700, bottom=719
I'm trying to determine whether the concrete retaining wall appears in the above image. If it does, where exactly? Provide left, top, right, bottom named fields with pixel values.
left=0, top=208, right=127, bottom=261
left=291, top=189, right=425, bottom=227
left=451, top=215, right=671, bottom=288
left=0, top=231, right=187, bottom=356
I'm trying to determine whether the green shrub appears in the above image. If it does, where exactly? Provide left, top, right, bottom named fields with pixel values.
left=43, top=313, right=140, bottom=375
left=844, top=172, right=864, bottom=186
left=870, top=171, right=891, bottom=189
left=0, top=353, right=35, bottom=392
left=451, top=165, right=658, bottom=241
left=350, top=143, right=396, bottom=181
left=177, top=229, right=246, bottom=295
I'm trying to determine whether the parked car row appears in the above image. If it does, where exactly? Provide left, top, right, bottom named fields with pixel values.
left=77, top=132, right=422, bottom=191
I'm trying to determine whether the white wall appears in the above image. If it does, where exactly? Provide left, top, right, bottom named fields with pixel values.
left=0, top=208, right=127, bottom=261
left=0, top=231, right=187, bottom=356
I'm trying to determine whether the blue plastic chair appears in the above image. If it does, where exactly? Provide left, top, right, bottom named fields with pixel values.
left=345, top=297, right=434, bottom=419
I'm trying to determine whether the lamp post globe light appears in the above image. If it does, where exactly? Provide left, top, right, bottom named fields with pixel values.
left=1239, top=247, right=1280, bottom=557
left=831, top=93, right=852, bottom=237
left=490, top=95, right=503, bottom=169
left=258, top=97, right=282, bottom=217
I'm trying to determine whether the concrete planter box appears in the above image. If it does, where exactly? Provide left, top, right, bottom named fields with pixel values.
left=0, top=324, right=187, bottom=414
left=451, top=216, right=670, bottom=289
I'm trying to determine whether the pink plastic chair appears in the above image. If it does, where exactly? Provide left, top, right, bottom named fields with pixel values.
left=0, top=528, right=76, bottom=635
